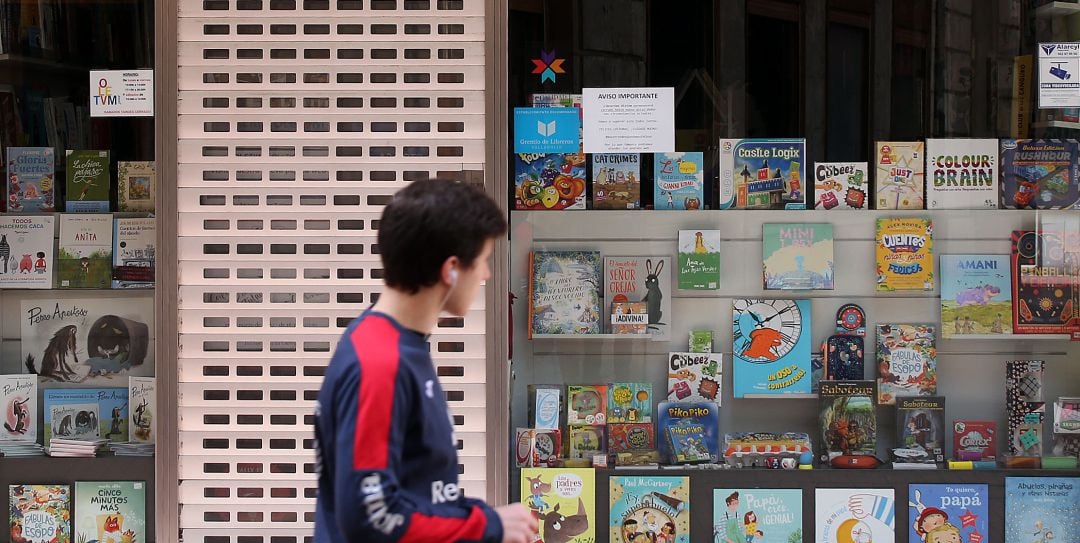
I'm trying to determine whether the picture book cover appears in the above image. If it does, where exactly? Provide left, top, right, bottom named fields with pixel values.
left=65, top=150, right=110, bottom=212
left=732, top=299, right=812, bottom=397
left=952, top=420, right=996, bottom=460
left=612, top=302, right=648, bottom=335
left=909, top=484, right=988, bottom=543
left=875, top=141, right=925, bottom=210
left=529, top=251, right=602, bottom=337
left=820, top=380, right=878, bottom=459
left=713, top=488, right=802, bottom=543
left=666, top=352, right=722, bottom=405
left=654, top=152, right=704, bottom=210
left=567, top=385, right=607, bottom=425
left=116, top=161, right=155, bottom=212
left=814, top=161, right=869, bottom=210
left=610, top=476, right=690, bottom=543
left=0, top=215, right=54, bottom=289
left=74, top=481, right=146, bottom=543
left=1, top=375, right=36, bottom=442
left=43, top=388, right=127, bottom=446
left=1010, top=231, right=1080, bottom=335
left=876, top=324, right=937, bottom=405
left=604, top=256, right=671, bottom=341
left=529, top=93, right=587, bottom=208
left=762, top=223, right=834, bottom=290
left=608, top=424, right=655, bottom=453
left=112, top=217, right=155, bottom=289
left=592, top=153, right=641, bottom=210
left=718, top=138, right=807, bottom=209
left=21, top=296, right=155, bottom=384
left=816, top=488, right=896, bottom=543
left=608, top=383, right=652, bottom=424
left=876, top=218, right=934, bottom=292
left=129, top=376, right=155, bottom=443
left=677, top=230, right=721, bottom=290
left=521, top=468, right=596, bottom=543
left=897, top=396, right=946, bottom=463
left=1005, top=477, right=1080, bottom=543
left=10, top=484, right=71, bottom=543
left=514, top=153, right=586, bottom=210
left=925, top=138, right=999, bottom=209
left=1000, top=139, right=1080, bottom=209
left=6, top=146, right=56, bottom=213
left=44, top=400, right=99, bottom=445
left=656, top=401, right=719, bottom=464
left=940, top=255, right=1012, bottom=338
left=58, top=214, right=112, bottom=289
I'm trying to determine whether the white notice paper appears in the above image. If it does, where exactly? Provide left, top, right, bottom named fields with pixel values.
left=582, top=87, right=675, bottom=153
left=90, top=70, right=154, bottom=117
left=1038, top=43, right=1080, bottom=108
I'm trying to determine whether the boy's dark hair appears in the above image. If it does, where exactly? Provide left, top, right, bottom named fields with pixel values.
left=378, top=179, right=507, bottom=294
left=726, top=492, right=739, bottom=505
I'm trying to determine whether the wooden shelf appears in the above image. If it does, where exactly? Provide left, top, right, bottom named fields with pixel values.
left=741, top=393, right=818, bottom=399
left=944, top=333, right=1074, bottom=341
left=531, top=333, right=653, bottom=341
left=1036, top=1, right=1080, bottom=18
left=0, top=53, right=87, bottom=74
left=1034, top=120, right=1080, bottom=130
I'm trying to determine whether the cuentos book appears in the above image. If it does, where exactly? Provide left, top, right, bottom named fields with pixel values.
left=112, top=217, right=155, bottom=288
left=117, top=161, right=155, bottom=212
left=875, top=141, right=925, bottom=210
left=714, top=488, right=802, bottom=543
left=0, top=375, right=36, bottom=443
left=1010, top=230, right=1080, bottom=335
left=10, top=484, right=70, bottom=543
left=609, top=476, right=690, bottom=543
left=940, top=254, right=1012, bottom=338
left=1005, top=477, right=1080, bottom=543
left=732, top=299, right=812, bottom=397
left=762, top=223, right=834, bottom=290
left=65, top=150, right=110, bottom=212
left=43, top=388, right=127, bottom=446
left=909, top=484, right=988, bottom=543
left=896, top=396, right=945, bottom=464
left=1000, top=139, right=1080, bottom=209
left=74, top=481, right=146, bottom=543
left=592, top=153, right=640, bottom=210
left=677, top=230, right=720, bottom=290
left=876, top=218, right=934, bottom=292
left=925, top=138, right=999, bottom=209
left=514, top=153, right=587, bottom=210
left=129, top=376, right=155, bottom=444
left=666, top=352, right=722, bottom=405
left=0, top=215, right=54, bottom=289
left=719, top=138, right=807, bottom=209
left=876, top=324, right=937, bottom=405
left=528, top=251, right=602, bottom=337
left=6, top=146, right=56, bottom=213
left=656, top=401, right=719, bottom=464
left=654, top=152, right=704, bottom=210
left=520, top=467, right=596, bottom=543
left=604, top=256, right=670, bottom=341
left=815, top=488, right=895, bottom=543
left=58, top=214, right=112, bottom=289
left=819, top=380, right=877, bottom=460
left=813, top=161, right=868, bottom=209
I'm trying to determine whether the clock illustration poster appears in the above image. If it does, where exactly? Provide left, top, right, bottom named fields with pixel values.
left=732, top=299, right=812, bottom=397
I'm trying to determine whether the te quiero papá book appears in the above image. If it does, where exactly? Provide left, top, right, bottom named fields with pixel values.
left=876, top=217, right=934, bottom=292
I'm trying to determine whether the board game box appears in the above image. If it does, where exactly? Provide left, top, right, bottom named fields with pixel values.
left=875, top=140, right=925, bottom=209
left=1000, top=139, right=1080, bottom=209
left=719, top=138, right=807, bottom=209
left=813, top=161, right=868, bottom=209
left=925, top=138, right=999, bottom=209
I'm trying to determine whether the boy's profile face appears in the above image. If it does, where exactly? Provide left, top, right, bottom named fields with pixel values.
left=442, top=238, right=494, bottom=317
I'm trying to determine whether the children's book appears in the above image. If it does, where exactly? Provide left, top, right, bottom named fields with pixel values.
left=875, top=141, right=925, bottom=209
left=953, top=420, right=996, bottom=461
left=876, top=324, right=937, bottom=405
left=0, top=375, right=36, bottom=442
left=607, top=383, right=652, bottom=424
left=732, top=299, right=812, bottom=397
left=611, top=302, right=648, bottom=335
left=116, top=161, right=155, bottom=212
left=940, top=255, right=1012, bottom=338
left=666, top=352, right=722, bottom=405
left=1010, top=231, right=1080, bottom=335
left=909, top=484, right=988, bottom=543
left=520, top=468, right=596, bottom=543
left=514, top=153, right=587, bottom=210
left=876, top=218, right=934, bottom=292
left=719, top=138, right=807, bottom=209
left=592, top=153, right=641, bottom=210
left=925, top=138, right=999, bottom=209
left=74, top=481, right=146, bottom=543
left=43, top=388, right=127, bottom=446
left=610, top=476, right=690, bottom=543
left=1005, top=477, right=1080, bottom=543
left=44, top=400, right=99, bottom=445
left=897, top=396, right=945, bottom=463
left=654, top=152, right=704, bottom=210
left=815, top=488, right=895, bottom=543
left=0, top=215, right=54, bottom=289
left=6, top=146, right=56, bottom=213
left=529, top=251, right=602, bottom=337
left=677, top=230, right=721, bottom=290
left=604, top=256, right=671, bottom=341
left=713, top=488, right=802, bottom=543
left=656, top=401, right=719, bottom=464
left=608, top=424, right=655, bottom=453
left=58, top=214, right=112, bottom=288
left=112, top=217, right=155, bottom=288
left=1000, top=139, right=1080, bottom=209
left=820, top=381, right=878, bottom=459
left=813, top=161, right=869, bottom=209
left=762, top=223, right=834, bottom=290
left=10, top=484, right=71, bottom=543
left=567, top=385, right=607, bottom=425
left=65, top=150, right=110, bottom=212
left=129, top=376, right=155, bottom=444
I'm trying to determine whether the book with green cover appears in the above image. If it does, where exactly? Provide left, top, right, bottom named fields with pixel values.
left=74, top=481, right=146, bottom=543
left=65, top=150, right=110, bottom=212
left=58, top=214, right=112, bottom=288
left=677, top=230, right=721, bottom=290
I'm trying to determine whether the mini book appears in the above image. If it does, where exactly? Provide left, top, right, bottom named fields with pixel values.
left=528, top=251, right=602, bottom=337
left=876, top=217, right=934, bottom=292
left=813, top=161, right=868, bottom=209
left=112, top=217, right=155, bottom=288
left=925, top=138, right=999, bottom=209
left=117, top=161, right=155, bottom=212
left=876, top=324, right=937, bottom=405
left=719, top=138, right=807, bottom=209
left=653, top=152, right=704, bottom=210
left=939, top=254, right=1012, bottom=338
left=6, top=146, right=57, bottom=213
left=58, top=214, right=113, bottom=288
left=875, top=140, right=925, bottom=209
left=0, top=215, right=54, bottom=289
left=677, top=230, right=720, bottom=290
left=762, top=223, right=834, bottom=290
left=65, top=150, right=110, bottom=212
left=591, top=153, right=640, bottom=209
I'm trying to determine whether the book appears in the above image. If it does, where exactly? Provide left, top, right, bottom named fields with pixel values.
left=654, top=152, right=704, bottom=210
left=0, top=375, right=36, bottom=442
left=611, top=302, right=648, bottom=335
left=876, top=324, right=937, bottom=405
left=1000, top=139, right=1080, bottom=209
left=610, top=476, right=690, bottom=543
left=677, top=230, right=721, bottom=290
left=713, top=488, right=802, bottom=543
left=719, top=138, right=808, bottom=209
left=762, top=223, right=834, bottom=290
left=1010, top=231, right=1080, bottom=335
left=607, top=424, right=655, bottom=453
left=732, top=299, right=812, bottom=397
left=43, top=388, right=127, bottom=446
left=514, top=153, right=587, bottom=210
left=813, top=161, right=869, bottom=209
left=1005, top=477, right=1080, bottom=543
left=529, top=251, right=602, bottom=337
left=520, top=468, right=596, bottom=543
left=825, top=335, right=865, bottom=380
left=44, top=399, right=99, bottom=445
left=58, top=214, right=112, bottom=288
left=111, top=217, right=155, bottom=288
left=0, top=215, right=54, bottom=288
left=897, top=396, right=945, bottom=463
left=6, top=146, right=56, bottom=213
left=953, top=420, right=996, bottom=460
left=815, top=488, right=895, bottom=543
left=567, top=385, right=607, bottom=425
left=116, top=161, right=155, bottom=212
left=940, top=255, right=1013, bottom=338
left=876, top=218, right=934, bottom=292
left=10, top=484, right=71, bottom=543
left=604, top=256, right=671, bottom=341
left=820, top=381, right=878, bottom=459
left=129, top=376, right=155, bottom=443
left=666, top=352, right=722, bottom=405
left=74, top=481, right=146, bottom=543
left=592, top=153, right=641, bottom=210
left=22, top=297, right=155, bottom=384
left=607, top=383, right=653, bottom=424
left=925, top=138, right=999, bottom=209
left=875, top=141, right=925, bottom=209
left=908, top=484, right=988, bottom=543
left=65, top=150, right=110, bottom=212
left=656, top=401, right=719, bottom=464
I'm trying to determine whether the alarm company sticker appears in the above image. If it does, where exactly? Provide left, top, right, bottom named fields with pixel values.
left=1038, top=43, right=1080, bottom=108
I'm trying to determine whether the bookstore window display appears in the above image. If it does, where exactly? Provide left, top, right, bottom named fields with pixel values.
left=1, top=0, right=157, bottom=542
left=507, top=2, right=1080, bottom=542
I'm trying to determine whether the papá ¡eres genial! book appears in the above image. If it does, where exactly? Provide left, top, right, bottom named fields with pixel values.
left=714, top=488, right=802, bottom=543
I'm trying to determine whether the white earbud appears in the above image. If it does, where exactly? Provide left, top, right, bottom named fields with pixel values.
left=449, top=268, right=458, bottom=286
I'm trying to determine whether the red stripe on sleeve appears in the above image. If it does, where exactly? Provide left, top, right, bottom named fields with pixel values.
left=400, top=506, right=488, bottom=543
left=350, top=315, right=401, bottom=470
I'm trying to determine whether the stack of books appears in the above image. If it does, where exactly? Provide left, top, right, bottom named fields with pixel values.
left=109, top=442, right=155, bottom=457
left=0, top=442, right=45, bottom=457
left=47, top=438, right=107, bottom=457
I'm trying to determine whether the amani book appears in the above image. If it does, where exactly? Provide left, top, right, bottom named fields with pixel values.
left=0, top=215, right=54, bottom=289
left=0, top=375, right=36, bottom=442
left=604, top=256, right=670, bottom=341
left=10, top=484, right=71, bottom=543
left=529, top=251, right=602, bottom=337
left=940, top=254, right=1013, bottom=338
left=610, top=476, right=690, bottom=543
left=117, top=161, right=155, bottom=212
left=58, top=214, right=113, bottom=289
left=520, top=468, right=596, bottom=543
left=876, top=218, right=934, bottom=292
left=65, top=150, right=110, bottom=212
left=6, top=146, right=57, bottom=213
left=75, top=481, right=146, bottom=543
left=762, top=223, right=834, bottom=290
left=876, top=324, right=937, bottom=405
left=677, top=230, right=720, bottom=290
